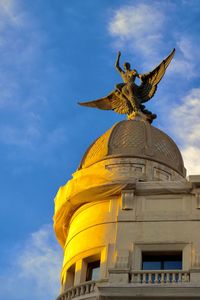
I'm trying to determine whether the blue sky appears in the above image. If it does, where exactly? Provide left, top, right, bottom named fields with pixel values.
left=0, top=0, right=200, bottom=299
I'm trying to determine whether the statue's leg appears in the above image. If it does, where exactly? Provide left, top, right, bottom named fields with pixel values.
left=121, top=85, right=129, bottom=97
left=124, top=84, right=139, bottom=112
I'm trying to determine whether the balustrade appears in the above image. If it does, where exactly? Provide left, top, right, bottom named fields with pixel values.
left=57, top=270, right=191, bottom=300
left=57, top=281, right=96, bottom=300
left=131, top=270, right=190, bottom=284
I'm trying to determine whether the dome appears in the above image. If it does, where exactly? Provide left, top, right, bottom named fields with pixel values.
left=79, top=119, right=185, bottom=177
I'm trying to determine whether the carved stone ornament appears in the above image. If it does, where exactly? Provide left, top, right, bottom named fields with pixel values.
left=78, top=49, right=175, bottom=123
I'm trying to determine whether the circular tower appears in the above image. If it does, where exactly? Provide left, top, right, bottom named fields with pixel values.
left=54, top=119, right=200, bottom=300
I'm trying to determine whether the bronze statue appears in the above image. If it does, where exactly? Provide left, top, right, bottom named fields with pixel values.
left=78, top=49, right=175, bottom=123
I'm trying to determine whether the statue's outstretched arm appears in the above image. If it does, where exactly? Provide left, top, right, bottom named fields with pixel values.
left=115, top=51, right=124, bottom=74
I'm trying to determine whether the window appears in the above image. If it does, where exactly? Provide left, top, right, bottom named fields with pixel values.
left=86, top=260, right=100, bottom=281
left=142, top=251, right=182, bottom=270
left=65, top=264, right=75, bottom=288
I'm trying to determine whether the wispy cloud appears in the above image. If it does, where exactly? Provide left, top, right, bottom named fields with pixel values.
left=0, top=225, right=62, bottom=300
left=181, top=146, right=200, bottom=175
left=0, top=0, right=22, bottom=29
left=0, top=0, right=43, bottom=109
left=108, top=2, right=200, bottom=176
left=108, top=3, right=200, bottom=78
left=170, top=36, right=200, bottom=79
left=171, top=88, right=200, bottom=175
left=0, top=0, right=67, bottom=166
left=108, top=4, right=165, bottom=58
left=0, top=123, right=40, bottom=146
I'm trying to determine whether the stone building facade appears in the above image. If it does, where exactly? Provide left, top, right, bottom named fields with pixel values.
left=54, top=119, right=200, bottom=299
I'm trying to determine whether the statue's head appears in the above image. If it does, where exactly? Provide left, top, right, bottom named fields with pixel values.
left=124, top=62, right=131, bottom=70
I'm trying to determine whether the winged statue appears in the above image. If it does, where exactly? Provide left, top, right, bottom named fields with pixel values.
left=78, top=48, right=175, bottom=123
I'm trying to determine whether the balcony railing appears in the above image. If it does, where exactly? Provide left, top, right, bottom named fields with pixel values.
left=57, top=270, right=191, bottom=299
left=131, top=270, right=190, bottom=284
left=57, top=280, right=96, bottom=300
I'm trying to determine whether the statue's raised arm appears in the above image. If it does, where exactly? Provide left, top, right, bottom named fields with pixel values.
left=78, top=48, right=175, bottom=124
left=115, top=51, right=124, bottom=74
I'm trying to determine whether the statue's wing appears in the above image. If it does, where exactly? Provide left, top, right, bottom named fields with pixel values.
left=78, top=91, right=131, bottom=114
left=137, top=48, right=175, bottom=103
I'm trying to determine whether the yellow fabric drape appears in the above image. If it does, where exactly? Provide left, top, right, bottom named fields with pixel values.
left=53, top=163, right=127, bottom=247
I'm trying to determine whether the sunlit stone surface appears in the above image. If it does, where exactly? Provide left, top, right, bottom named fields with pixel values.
left=54, top=119, right=200, bottom=300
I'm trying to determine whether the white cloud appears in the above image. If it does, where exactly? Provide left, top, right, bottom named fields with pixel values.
left=171, top=88, right=200, bottom=175
left=0, top=0, right=63, bottom=160
left=0, top=225, right=63, bottom=300
left=108, top=4, right=165, bottom=57
left=108, top=4, right=200, bottom=79
left=172, top=88, right=200, bottom=144
left=109, top=5, right=163, bottom=37
left=0, top=0, right=22, bottom=29
left=178, top=36, right=194, bottom=61
left=181, top=146, right=200, bottom=175
left=0, top=123, right=41, bottom=147
left=171, top=58, right=195, bottom=79
left=169, top=36, right=200, bottom=79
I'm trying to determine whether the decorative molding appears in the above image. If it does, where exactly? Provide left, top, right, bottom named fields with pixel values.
left=121, top=189, right=135, bottom=210
left=191, top=188, right=200, bottom=209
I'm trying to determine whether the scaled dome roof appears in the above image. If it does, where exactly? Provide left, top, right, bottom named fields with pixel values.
left=79, top=120, right=185, bottom=177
